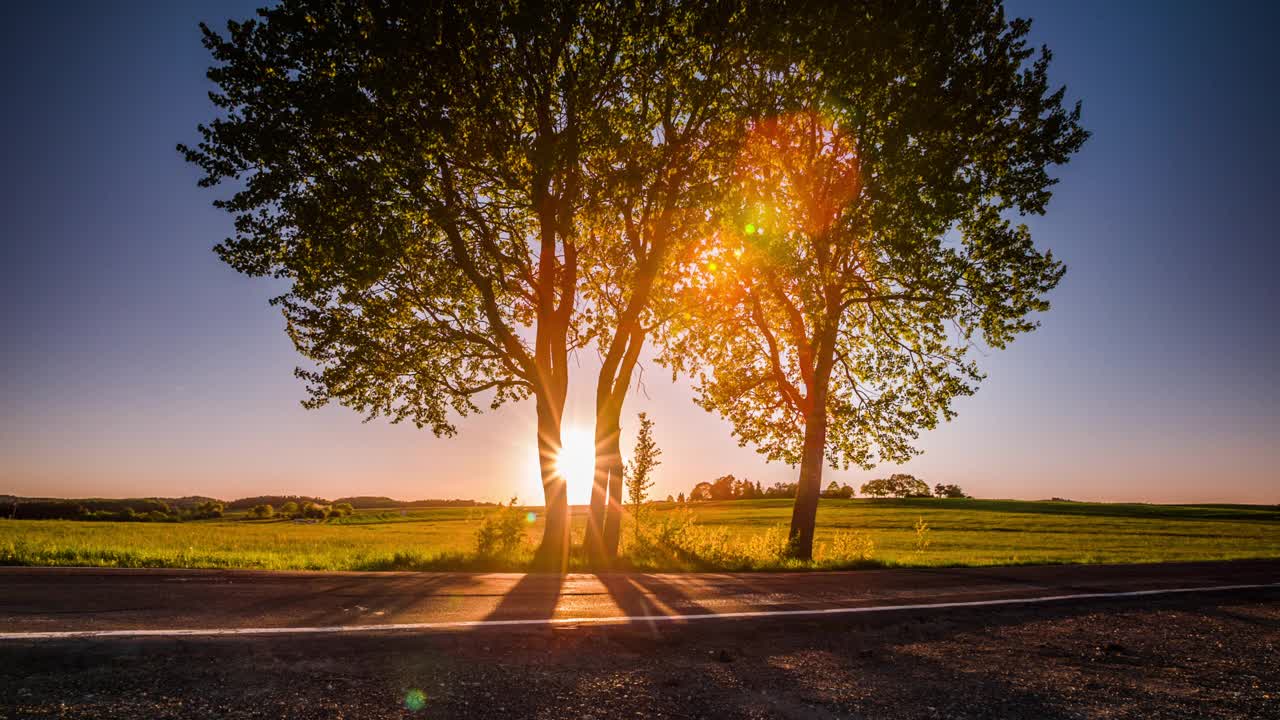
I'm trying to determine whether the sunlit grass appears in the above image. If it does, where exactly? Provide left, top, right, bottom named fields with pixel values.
left=0, top=498, right=1276, bottom=572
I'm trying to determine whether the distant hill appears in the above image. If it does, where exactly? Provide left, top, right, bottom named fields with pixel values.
left=332, top=496, right=489, bottom=509
left=1, top=493, right=492, bottom=516
left=223, top=495, right=330, bottom=511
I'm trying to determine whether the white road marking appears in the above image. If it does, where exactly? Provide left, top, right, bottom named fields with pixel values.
left=1, top=582, right=1274, bottom=641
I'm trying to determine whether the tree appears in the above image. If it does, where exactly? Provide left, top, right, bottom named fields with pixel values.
left=676, top=492, right=686, bottom=504
left=689, top=482, right=713, bottom=502
left=662, top=2, right=1087, bottom=559
left=191, top=500, right=224, bottom=519
left=665, top=494, right=674, bottom=503
left=934, top=483, right=968, bottom=499
left=248, top=504, right=274, bottom=519
left=709, top=474, right=737, bottom=501
left=182, top=2, right=643, bottom=570
left=890, top=474, right=932, bottom=498
left=822, top=481, right=842, bottom=498
left=582, top=3, right=754, bottom=564
left=625, top=412, right=661, bottom=537
left=279, top=501, right=299, bottom=518
left=860, top=478, right=894, bottom=498
left=861, top=474, right=930, bottom=498
left=332, top=502, right=356, bottom=516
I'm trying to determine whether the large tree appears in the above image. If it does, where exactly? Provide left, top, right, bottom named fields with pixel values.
left=181, top=0, right=632, bottom=570
left=662, top=0, right=1088, bottom=559
left=579, top=1, right=749, bottom=563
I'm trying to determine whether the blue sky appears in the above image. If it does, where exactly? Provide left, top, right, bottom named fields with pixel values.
left=1, top=1, right=1276, bottom=504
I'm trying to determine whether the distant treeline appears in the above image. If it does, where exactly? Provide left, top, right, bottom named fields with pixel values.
left=2, top=498, right=225, bottom=522
left=673, top=474, right=968, bottom=504
left=227, top=495, right=488, bottom=510
left=1, top=494, right=492, bottom=521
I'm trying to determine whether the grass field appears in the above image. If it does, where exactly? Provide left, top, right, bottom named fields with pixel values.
left=1, top=498, right=1277, bottom=572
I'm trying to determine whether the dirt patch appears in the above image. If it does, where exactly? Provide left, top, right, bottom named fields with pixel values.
left=2, top=590, right=1277, bottom=719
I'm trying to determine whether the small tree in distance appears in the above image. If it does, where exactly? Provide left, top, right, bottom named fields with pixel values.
left=626, top=413, right=661, bottom=542
left=861, top=474, right=931, bottom=499
left=934, top=484, right=969, bottom=499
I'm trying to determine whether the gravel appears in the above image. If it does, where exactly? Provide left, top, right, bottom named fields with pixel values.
left=2, top=590, right=1277, bottom=719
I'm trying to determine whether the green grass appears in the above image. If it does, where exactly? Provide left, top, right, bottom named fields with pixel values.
left=1, top=498, right=1276, bottom=572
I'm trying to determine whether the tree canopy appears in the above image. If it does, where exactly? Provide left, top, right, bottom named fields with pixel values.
left=184, top=0, right=1085, bottom=567
left=183, top=0, right=649, bottom=569
left=661, top=0, right=1087, bottom=558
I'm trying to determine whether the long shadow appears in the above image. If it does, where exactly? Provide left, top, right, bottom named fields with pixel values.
left=233, top=573, right=488, bottom=628
left=482, top=572, right=564, bottom=622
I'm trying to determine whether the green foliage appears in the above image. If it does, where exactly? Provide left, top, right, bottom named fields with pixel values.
left=625, top=413, right=661, bottom=534
left=658, top=2, right=1087, bottom=558
left=331, top=502, right=354, bottom=518
left=822, top=482, right=856, bottom=499
left=817, top=530, right=877, bottom=565
left=475, top=499, right=526, bottom=559
left=914, top=516, right=933, bottom=555
left=934, top=483, right=969, bottom=499
left=862, top=474, right=932, bottom=498
left=247, top=504, right=274, bottom=520
left=279, top=501, right=300, bottom=518
left=625, top=509, right=794, bottom=571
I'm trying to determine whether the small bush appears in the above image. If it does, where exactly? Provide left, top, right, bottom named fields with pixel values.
left=740, top=524, right=791, bottom=564
left=626, top=511, right=794, bottom=570
left=818, top=530, right=876, bottom=564
left=247, top=504, right=274, bottom=520
left=913, top=516, right=932, bottom=554
left=475, top=499, right=525, bottom=558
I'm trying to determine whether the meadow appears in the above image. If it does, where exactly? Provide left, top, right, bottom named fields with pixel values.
left=1, top=498, right=1276, bottom=573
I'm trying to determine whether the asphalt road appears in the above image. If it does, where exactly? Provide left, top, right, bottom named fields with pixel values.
left=2, top=559, right=1276, bottom=638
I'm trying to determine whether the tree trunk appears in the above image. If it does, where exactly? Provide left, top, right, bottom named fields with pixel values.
left=532, top=397, right=569, bottom=573
left=788, top=401, right=828, bottom=560
left=600, top=413, right=625, bottom=559
left=587, top=406, right=622, bottom=566
left=788, top=332, right=836, bottom=561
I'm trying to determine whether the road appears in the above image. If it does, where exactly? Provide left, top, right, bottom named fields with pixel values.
left=4, top=560, right=1278, bottom=718
left=2, top=559, right=1276, bottom=638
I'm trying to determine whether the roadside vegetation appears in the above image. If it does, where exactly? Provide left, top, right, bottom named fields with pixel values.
left=2, top=498, right=1275, bottom=573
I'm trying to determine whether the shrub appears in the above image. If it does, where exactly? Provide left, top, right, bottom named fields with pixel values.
left=279, top=501, right=300, bottom=518
left=818, top=531, right=876, bottom=564
left=302, top=502, right=329, bottom=520
left=913, top=516, right=933, bottom=554
left=627, top=511, right=793, bottom=570
left=475, top=499, right=526, bottom=558
left=248, top=504, right=274, bottom=519
left=331, top=502, right=354, bottom=518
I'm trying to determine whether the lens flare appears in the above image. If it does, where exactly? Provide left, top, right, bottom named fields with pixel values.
left=404, top=688, right=427, bottom=712
left=525, top=511, right=537, bottom=524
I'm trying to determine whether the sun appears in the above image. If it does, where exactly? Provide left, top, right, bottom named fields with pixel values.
left=556, top=426, right=596, bottom=506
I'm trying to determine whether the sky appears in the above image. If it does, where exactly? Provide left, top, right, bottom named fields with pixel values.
left=1, top=1, right=1277, bottom=506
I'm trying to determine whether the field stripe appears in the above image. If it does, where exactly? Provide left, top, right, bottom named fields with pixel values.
left=2, top=581, right=1275, bottom=641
